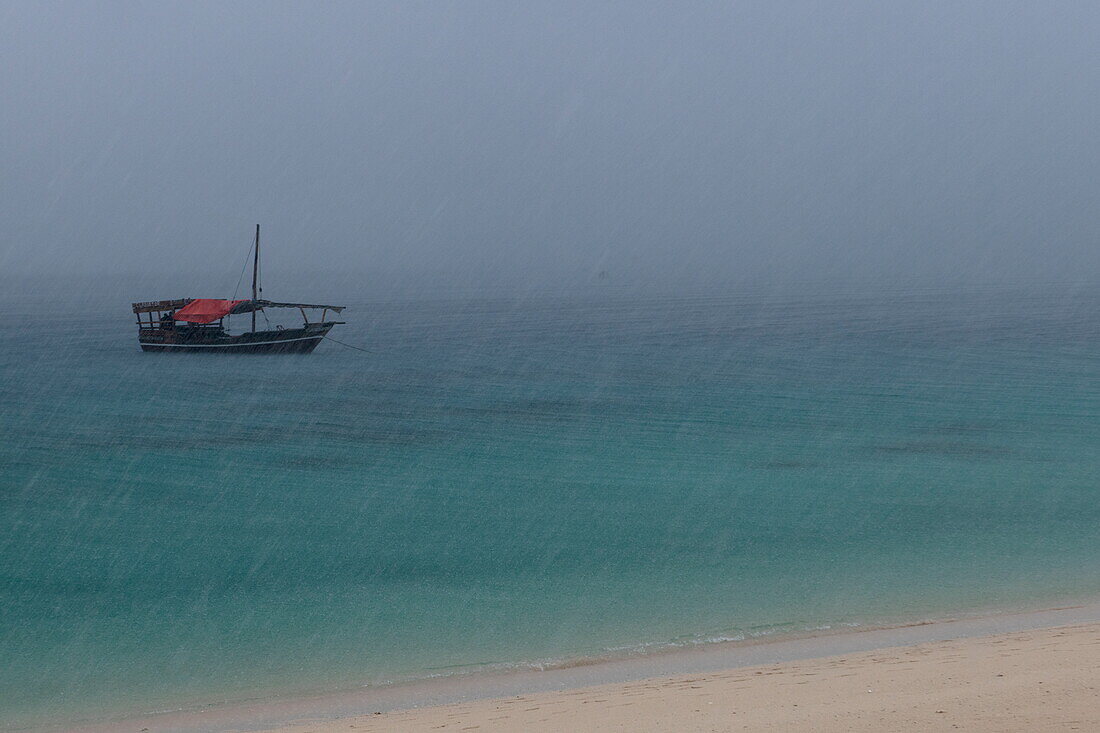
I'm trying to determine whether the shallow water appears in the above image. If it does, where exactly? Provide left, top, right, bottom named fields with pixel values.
left=3, top=286, right=1100, bottom=728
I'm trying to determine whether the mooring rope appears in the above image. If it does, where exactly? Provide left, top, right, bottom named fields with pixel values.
left=323, top=335, right=373, bottom=353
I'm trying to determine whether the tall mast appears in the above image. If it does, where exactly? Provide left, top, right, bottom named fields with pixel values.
left=251, top=224, right=260, bottom=333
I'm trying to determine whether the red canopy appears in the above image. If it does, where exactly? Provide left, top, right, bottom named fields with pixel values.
left=173, top=299, right=247, bottom=324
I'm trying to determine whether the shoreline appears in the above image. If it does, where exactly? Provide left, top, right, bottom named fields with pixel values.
left=260, top=618, right=1100, bottom=732
left=59, top=600, right=1100, bottom=733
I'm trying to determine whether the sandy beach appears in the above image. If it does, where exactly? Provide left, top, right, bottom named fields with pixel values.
left=62, top=605, right=1100, bottom=733
left=258, top=622, right=1100, bottom=733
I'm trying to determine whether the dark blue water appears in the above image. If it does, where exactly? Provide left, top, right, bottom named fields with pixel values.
left=4, top=287, right=1100, bottom=728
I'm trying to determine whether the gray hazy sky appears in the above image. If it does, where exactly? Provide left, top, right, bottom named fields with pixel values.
left=4, top=1, right=1100, bottom=292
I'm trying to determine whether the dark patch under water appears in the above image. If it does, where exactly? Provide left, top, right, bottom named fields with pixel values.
left=865, top=440, right=1016, bottom=458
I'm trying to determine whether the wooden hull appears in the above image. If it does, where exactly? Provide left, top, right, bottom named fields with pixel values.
left=139, top=324, right=335, bottom=354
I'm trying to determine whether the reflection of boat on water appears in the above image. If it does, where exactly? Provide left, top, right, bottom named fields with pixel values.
left=132, top=225, right=345, bottom=354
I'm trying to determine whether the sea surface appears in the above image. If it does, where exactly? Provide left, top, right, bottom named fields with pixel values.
left=3, top=285, right=1100, bottom=728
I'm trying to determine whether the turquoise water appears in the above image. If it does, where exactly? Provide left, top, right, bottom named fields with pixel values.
left=4, top=286, right=1100, bottom=728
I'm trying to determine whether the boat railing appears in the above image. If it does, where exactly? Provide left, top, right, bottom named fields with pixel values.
left=138, top=322, right=225, bottom=334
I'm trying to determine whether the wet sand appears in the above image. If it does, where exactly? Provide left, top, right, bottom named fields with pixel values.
left=257, top=621, right=1100, bottom=732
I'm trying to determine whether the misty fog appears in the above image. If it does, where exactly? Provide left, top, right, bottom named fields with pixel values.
left=3, top=1, right=1100, bottom=295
